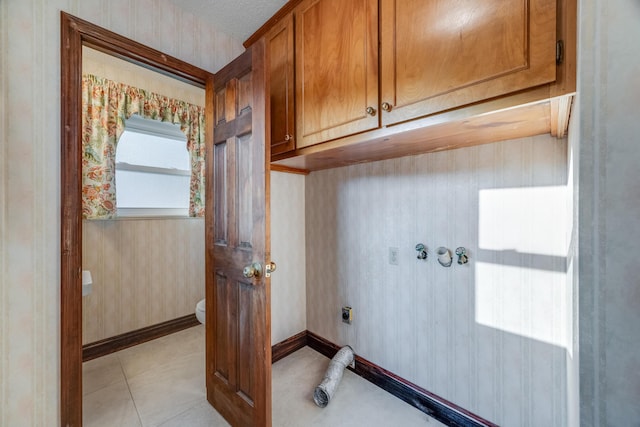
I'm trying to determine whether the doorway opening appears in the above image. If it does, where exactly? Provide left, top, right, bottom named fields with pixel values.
left=60, top=12, right=213, bottom=426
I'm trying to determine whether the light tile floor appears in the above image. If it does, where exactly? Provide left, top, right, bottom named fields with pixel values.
left=83, top=325, right=445, bottom=427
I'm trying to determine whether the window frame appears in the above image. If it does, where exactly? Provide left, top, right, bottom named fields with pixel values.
left=115, top=115, right=192, bottom=218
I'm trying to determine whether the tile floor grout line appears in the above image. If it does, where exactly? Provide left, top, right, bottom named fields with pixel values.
left=155, top=398, right=210, bottom=427
left=85, top=327, right=438, bottom=427
left=118, top=354, right=146, bottom=427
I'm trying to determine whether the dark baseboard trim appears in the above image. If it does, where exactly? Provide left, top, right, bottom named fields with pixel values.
left=82, top=314, right=201, bottom=362
left=306, top=330, right=499, bottom=427
left=271, top=330, right=308, bottom=363
left=84, top=325, right=497, bottom=426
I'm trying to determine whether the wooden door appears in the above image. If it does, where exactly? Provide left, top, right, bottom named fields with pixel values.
left=267, top=13, right=296, bottom=157
left=206, top=41, right=272, bottom=427
left=295, top=0, right=379, bottom=148
left=380, top=0, right=557, bottom=126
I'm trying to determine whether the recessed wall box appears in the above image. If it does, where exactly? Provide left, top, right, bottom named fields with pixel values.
left=341, top=306, right=353, bottom=324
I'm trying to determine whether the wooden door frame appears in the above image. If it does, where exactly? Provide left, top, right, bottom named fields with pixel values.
left=60, top=12, right=213, bottom=426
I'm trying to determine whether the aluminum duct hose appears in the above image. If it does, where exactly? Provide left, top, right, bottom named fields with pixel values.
left=313, top=345, right=355, bottom=408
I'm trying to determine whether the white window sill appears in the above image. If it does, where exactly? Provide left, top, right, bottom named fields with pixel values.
left=116, top=207, right=191, bottom=219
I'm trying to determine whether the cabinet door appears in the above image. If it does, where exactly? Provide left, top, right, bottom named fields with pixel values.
left=380, top=0, right=557, bottom=126
left=267, top=13, right=296, bottom=156
left=295, top=0, right=379, bottom=148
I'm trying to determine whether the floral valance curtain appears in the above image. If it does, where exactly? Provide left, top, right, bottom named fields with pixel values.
left=81, top=74, right=205, bottom=219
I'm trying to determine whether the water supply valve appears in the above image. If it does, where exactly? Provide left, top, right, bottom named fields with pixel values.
left=415, top=243, right=428, bottom=260
left=455, top=247, right=469, bottom=265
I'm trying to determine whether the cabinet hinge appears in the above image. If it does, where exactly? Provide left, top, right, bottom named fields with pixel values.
left=556, top=40, right=564, bottom=65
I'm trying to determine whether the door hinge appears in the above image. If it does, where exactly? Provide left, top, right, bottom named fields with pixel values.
left=556, top=40, right=564, bottom=65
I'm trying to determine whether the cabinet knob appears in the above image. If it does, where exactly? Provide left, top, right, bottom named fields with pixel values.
left=381, top=102, right=392, bottom=112
left=366, top=106, right=377, bottom=116
left=284, top=134, right=293, bottom=141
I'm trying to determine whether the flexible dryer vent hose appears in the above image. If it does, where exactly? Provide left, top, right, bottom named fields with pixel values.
left=313, top=345, right=355, bottom=408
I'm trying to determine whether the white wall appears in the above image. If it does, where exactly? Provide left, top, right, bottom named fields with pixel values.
left=83, top=46, right=206, bottom=107
left=82, top=219, right=205, bottom=344
left=577, top=0, right=640, bottom=424
left=83, top=172, right=307, bottom=346
left=4, top=0, right=639, bottom=423
left=81, top=45, right=208, bottom=345
left=566, top=101, right=580, bottom=427
left=270, top=171, right=307, bottom=345
left=0, top=1, right=242, bottom=424
left=306, top=135, right=573, bottom=426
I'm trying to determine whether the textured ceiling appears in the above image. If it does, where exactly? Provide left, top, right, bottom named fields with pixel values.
left=168, top=0, right=289, bottom=43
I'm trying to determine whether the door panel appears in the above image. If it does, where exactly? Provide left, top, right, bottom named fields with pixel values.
left=380, top=0, right=557, bottom=125
left=295, top=0, right=379, bottom=148
left=237, top=134, right=254, bottom=248
left=237, top=283, right=254, bottom=401
left=214, top=273, right=229, bottom=382
left=206, top=41, right=271, bottom=427
left=214, top=143, right=228, bottom=244
left=267, top=13, right=296, bottom=155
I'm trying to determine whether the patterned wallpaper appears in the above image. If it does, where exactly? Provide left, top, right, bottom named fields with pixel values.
left=566, top=100, right=580, bottom=427
left=306, top=135, right=572, bottom=426
left=577, top=0, right=640, bottom=424
left=82, top=170, right=307, bottom=347
left=270, top=172, right=306, bottom=345
left=0, top=1, right=243, bottom=424
left=82, top=219, right=205, bottom=344
left=83, top=46, right=206, bottom=107
left=80, top=40, right=208, bottom=345
left=2, top=0, right=637, bottom=424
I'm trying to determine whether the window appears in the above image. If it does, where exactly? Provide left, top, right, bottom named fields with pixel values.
left=115, top=114, right=190, bottom=217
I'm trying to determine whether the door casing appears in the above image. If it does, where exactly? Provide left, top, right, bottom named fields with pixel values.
left=60, top=12, right=213, bottom=426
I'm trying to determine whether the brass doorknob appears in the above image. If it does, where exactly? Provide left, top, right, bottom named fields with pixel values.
left=284, top=134, right=293, bottom=141
left=366, top=106, right=377, bottom=116
left=381, top=102, right=392, bottom=112
left=243, top=262, right=262, bottom=279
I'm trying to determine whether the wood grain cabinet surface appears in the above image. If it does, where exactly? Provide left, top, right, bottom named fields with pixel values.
left=379, top=0, right=557, bottom=126
left=267, top=14, right=296, bottom=156
left=248, top=0, right=574, bottom=170
left=294, top=0, right=379, bottom=149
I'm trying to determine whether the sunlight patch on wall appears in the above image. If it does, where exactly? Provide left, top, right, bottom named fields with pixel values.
left=478, top=186, right=569, bottom=257
left=475, top=262, right=567, bottom=348
left=476, top=185, right=569, bottom=348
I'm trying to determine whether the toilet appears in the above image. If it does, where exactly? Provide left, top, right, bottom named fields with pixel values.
left=82, top=270, right=93, bottom=297
left=195, top=299, right=205, bottom=324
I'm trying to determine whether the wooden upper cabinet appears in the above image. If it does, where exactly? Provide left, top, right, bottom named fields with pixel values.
left=250, top=0, right=571, bottom=169
left=295, top=0, right=379, bottom=148
left=380, top=0, right=557, bottom=126
left=267, top=13, right=296, bottom=155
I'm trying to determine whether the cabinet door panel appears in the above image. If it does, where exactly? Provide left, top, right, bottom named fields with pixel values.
left=267, top=14, right=296, bottom=156
left=380, top=0, right=556, bottom=126
left=295, top=0, right=379, bottom=148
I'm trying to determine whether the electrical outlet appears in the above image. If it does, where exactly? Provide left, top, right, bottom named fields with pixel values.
left=389, top=247, right=399, bottom=265
left=342, top=306, right=353, bottom=324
